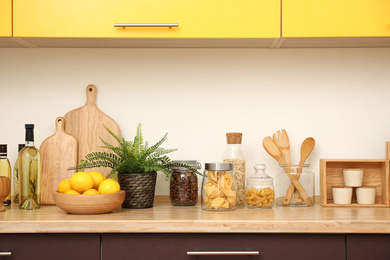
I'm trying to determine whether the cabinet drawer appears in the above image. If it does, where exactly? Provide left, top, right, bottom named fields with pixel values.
left=13, top=0, right=280, bottom=39
left=283, top=0, right=390, bottom=37
left=0, top=0, right=12, bottom=37
left=347, top=234, right=390, bottom=260
left=0, top=234, right=100, bottom=260
left=102, top=233, right=345, bottom=260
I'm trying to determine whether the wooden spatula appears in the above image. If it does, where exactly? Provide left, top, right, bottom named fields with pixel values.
left=272, top=129, right=291, bottom=164
left=40, top=117, right=78, bottom=204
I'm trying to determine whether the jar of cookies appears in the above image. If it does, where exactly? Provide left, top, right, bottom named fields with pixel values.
left=245, top=164, right=274, bottom=209
left=169, top=160, right=201, bottom=206
left=222, top=132, right=246, bottom=205
left=201, top=162, right=237, bottom=211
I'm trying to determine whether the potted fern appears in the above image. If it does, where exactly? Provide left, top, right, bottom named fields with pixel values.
left=70, top=123, right=200, bottom=209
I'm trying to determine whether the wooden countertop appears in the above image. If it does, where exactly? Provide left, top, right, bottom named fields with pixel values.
left=1, top=196, right=390, bottom=234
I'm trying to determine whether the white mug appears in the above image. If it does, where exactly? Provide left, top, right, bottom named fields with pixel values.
left=343, top=169, right=364, bottom=187
left=356, top=186, right=376, bottom=204
left=332, top=186, right=353, bottom=205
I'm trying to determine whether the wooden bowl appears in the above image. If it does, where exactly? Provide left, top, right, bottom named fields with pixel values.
left=53, top=190, right=125, bottom=214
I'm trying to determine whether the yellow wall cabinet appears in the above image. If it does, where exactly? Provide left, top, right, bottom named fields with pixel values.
left=0, top=0, right=12, bottom=37
left=283, top=0, right=390, bottom=37
left=281, top=0, right=390, bottom=47
left=5, top=0, right=390, bottom=48
left=13, top=0, right=280, bottom=44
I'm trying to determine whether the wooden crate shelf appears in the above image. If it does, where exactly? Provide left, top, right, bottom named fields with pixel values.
left=320, top=159, right=390, bottom=208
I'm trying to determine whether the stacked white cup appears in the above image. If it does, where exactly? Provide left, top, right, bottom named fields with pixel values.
left=332, top=169, right=376, bottom=205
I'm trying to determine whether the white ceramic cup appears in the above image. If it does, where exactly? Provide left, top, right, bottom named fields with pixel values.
left=332, top=186, right=353, bottom=205
left=343, top=169, right=364, bottom=187
left=356, top=186, right=376, bottom=204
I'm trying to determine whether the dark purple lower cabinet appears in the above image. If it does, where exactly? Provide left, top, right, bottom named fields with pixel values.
left=0, top=234, right=100, bottom=260
left=102, top=233, right=345, bottom=260
left=347, top=234, right=390, bottom=260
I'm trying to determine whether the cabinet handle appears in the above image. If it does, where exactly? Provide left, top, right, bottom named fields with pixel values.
left=114, top=23, right=178, bottom=27
left=187, top=251, right=259, bottom=256
left=0, top=252, right=12, bottom=256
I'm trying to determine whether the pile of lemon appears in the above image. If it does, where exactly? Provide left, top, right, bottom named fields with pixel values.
left=57, top=171, right=120, bottom=195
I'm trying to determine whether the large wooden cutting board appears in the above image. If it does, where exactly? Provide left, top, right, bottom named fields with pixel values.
left=40, top=117, right=78, bottom=205
left=64, top=84, right=121, bottom=178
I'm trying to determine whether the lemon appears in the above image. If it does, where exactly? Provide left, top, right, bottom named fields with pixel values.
left=88, top=171, right=106, bottom=190
left=65, top=189, right=80, bottom=195
left=69, top=171, right=95, bottom=193
left=98, top=179, right=120, bottom=194
left=83, top=189, right=100, bottom=195
left=57, top=179, right=72, bottom=193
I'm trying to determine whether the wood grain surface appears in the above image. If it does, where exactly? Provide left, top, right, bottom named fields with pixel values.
left=1, top=196, right=390, bottom=234
left=64, top=85, right=121, bottom=177
left=40, top=117, right=78, bottom=205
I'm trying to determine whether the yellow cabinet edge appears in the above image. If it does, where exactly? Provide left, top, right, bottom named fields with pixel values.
left=0, top=0, right=12, bottom=37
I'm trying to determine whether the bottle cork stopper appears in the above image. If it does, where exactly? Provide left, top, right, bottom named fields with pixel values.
left=226, top=132, right=242, bottom=144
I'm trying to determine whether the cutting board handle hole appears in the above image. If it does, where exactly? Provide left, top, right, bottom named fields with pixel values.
left=88, top=87, right=93, bottom=92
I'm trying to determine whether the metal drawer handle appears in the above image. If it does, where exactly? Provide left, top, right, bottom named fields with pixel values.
left=0, top=252, right=12, bottom=256
left=187, top=251, right=259, bottom=256
left=114, top=23, right=178, bottom=27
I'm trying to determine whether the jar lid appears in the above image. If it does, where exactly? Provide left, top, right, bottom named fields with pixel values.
left=171, top=160, right=201, bottom=170
left=248, top=164, right=273, bottom=185
left=205, top=162, right=233, bottom=171
left=226, top=132, right=242, bottom=144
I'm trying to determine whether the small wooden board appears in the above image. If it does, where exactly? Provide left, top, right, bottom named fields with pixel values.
left=40, top=117, right=78, bottom=204
left=64, top=85, right=121, bottom=177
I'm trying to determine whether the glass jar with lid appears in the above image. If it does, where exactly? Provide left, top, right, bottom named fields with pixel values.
left=276, top=164, right=314, bottom=207
left=245, top=164, right=274, bottom=209
left=201, top=162, right=237, bottom=211
left=169, top=160, right=201, bottom=206
left=222, top=132, right=246, bottom=205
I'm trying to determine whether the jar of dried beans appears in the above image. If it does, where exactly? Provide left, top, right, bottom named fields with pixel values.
left=201, top=162, right=237, bottom=211
left=169, top=160, right=201, bottom=206
left=222, top=132, right=246, bottom=205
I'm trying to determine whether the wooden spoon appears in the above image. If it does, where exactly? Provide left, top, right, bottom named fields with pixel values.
left=262, top=137, right=313, bottom=205
left=290, top=137, right=316, bottom=202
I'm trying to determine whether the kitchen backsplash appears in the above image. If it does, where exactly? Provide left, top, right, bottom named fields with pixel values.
left=0, top=47, right=389, bottom=195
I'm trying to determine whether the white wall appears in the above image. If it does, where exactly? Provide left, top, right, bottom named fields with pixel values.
left=1, top=48, right=390, bottom=195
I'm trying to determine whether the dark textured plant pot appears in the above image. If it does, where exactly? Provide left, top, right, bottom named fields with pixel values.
left=118, top=172, right=157, bottom=209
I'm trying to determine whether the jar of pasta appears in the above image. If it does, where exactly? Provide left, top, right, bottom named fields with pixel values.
left=201, top=162, right=237, bottom=211
left=222, top=132, right=246, bottom=205
left=245, top=164, right=274, bottom=209
left=169, top=160, right=201, bottom=206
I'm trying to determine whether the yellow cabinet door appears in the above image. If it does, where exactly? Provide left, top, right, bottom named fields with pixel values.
left=283, top=0, right=390, bottom=37
left=0, top=0, right=12, bottom=37
left=14, top=0, right=280, bottom=38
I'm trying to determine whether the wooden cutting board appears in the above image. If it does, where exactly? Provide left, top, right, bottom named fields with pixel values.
left=64, top=84, right=121, bottom=178
left=40, top=117, right=78, bottom=205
